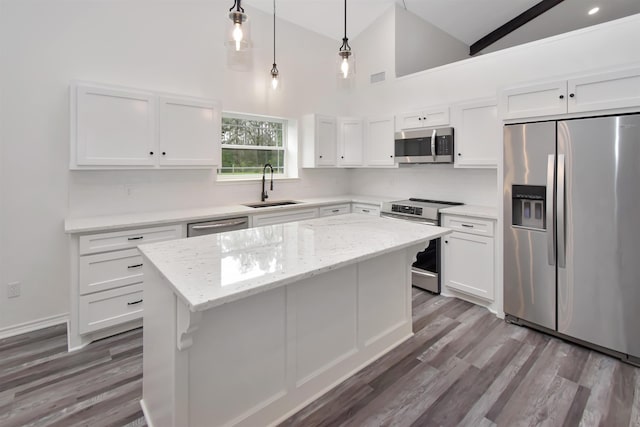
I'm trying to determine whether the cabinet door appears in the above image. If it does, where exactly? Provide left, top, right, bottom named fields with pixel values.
left=452, top=99, right=499, bottom=168
left=500, top=81, right=567, bottom=119
left=158, top=96, right=221, bottom=167
left=73, top=84, right=156, bottom=168
left=443, top=231, right=494, bottom=301
left=338, top=118, right=363, bottom=167
left=421, top=106, right=450, bottom=128
left=365, top=116, right=395, bottom=166
left=395, top=111, right=424, bottom=131
left=568, top=67, right=640, bottom=113
left=317, top=115, right=337, bottom=166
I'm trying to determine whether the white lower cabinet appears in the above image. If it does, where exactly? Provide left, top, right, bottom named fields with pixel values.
left=70, top=224, right=183, bottom=349
left=252, top=208, right=319, bottom=227
left=442, top=214, right=495, bottom=301
left=319, top=204, right=351, bottom=217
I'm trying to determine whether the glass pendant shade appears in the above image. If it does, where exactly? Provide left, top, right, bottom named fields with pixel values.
left=271, top=64, right=279, bottom=90
left=227, top=1, right=250, bottom=51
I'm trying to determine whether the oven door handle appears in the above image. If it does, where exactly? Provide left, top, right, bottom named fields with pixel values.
left=380, top=212, right=437, bottom=225
left=412, top=268, right=437, bottom=279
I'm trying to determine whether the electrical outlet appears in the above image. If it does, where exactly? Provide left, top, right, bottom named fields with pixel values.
left=7, top=282, right=21, bottom=298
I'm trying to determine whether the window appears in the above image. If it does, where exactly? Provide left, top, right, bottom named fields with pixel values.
left=219, top=113, right=288, bottom=178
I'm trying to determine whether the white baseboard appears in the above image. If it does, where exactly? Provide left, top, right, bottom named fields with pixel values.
left=140, top=399, right=154, bottom=427
left=0, top=313, right=69, bottom=340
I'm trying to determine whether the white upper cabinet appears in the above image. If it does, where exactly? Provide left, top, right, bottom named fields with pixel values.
left=568, top=67, right=640, bottom=113
left=71, top=82, right=221, bottom=170
left=500, top=66, right=640, bottom=120
left=73, top=84, right=157, bottom=168
left=452, top=99, right=500, bottom=168
left=338, top=117, right=363, bottom=167
left=364, top=115, right=395, bottom=167
left=158, top=96, right=221, bottom=167
left=500, top=80, right=567, bottom=120
left=395, top=105, right=449, bottom=132
left=302, top=114, right=337, bottom=167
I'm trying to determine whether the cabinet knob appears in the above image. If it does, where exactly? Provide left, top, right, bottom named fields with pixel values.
left=390, top=155, right=393, bottom=158
left=559, top=95, right=565, bottom=100
left=418, top=117, right=422, bottom=121
left=162, top=152, right=166, bottom=155
left=149, top=151, right=154, bottom=155
left=319, top=155, right=323, bottom=158
left=341, top=156, right=344, bottom=159
left=445, top=240, right=448, bottom=244
left=422, top=117, right=427, bottom=120
left=458, top=153, right=462, bottom=156
left=569, top=93, right=575, bottom=98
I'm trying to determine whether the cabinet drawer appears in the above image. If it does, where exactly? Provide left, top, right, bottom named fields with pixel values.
left=78, top=284, right=144, bottom=334
left=79, top=224, right=182, bottom=255
left=252, top=208, right=318, bottom=227
left=79, top=248, right=143, bottom=295
left=319, top=204, right=351, bottom=217
left=443, top=215, right=494, bottom=237
left=352, top=203, right=380, bottom=216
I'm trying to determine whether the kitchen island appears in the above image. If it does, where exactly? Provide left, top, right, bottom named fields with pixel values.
left=138, top=213, right=450, bottom=427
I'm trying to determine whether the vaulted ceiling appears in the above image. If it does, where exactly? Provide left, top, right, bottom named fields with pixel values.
left=244, top=0, right=640, bottom=54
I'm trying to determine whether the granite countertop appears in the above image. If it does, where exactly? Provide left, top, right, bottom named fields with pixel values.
left=439, top=204, right=498, bottom=220
left=138, top=213, right=450, bottom=312
left=64, top=195, right=396, bottom=234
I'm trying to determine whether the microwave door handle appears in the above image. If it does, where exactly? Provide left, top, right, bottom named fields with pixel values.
left=431, top=129, right=437, bottom=161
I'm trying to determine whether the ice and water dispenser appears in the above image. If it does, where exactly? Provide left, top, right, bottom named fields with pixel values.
left=511, top=185, right=546, bottom=230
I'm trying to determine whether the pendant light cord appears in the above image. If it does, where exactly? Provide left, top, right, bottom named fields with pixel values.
left=273, top=0, right=276, bottom=64
left=344, top=0, right=347, bottom=39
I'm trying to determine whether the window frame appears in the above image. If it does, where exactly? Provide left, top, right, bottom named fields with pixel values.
left=217, top=112, right=296, bottom=181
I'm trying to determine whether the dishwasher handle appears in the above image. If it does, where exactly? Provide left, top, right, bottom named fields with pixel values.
left=190, top=219, right=248, bottom=230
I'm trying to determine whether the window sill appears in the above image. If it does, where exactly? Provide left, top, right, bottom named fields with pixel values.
left=215, top=175, right=301, bottom=185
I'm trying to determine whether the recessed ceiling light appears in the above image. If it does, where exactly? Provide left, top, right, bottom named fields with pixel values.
left=588, top=7, right=600, bottom=15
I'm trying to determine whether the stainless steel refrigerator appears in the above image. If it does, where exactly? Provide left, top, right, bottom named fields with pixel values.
left=504, top=113, right=640, bottom=364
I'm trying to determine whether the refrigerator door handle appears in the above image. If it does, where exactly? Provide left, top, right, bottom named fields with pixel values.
left=547, top=154, right=556, bottom=266
left=431, top=129, right=437, bottom=161
left=557, top=154, right=566, bottom=268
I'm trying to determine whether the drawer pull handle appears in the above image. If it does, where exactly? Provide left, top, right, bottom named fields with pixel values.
left=127, top=236, right=144, bottom=241
left=332, top=209, right=340, bottom=213
left=461, top=224, right=474, bottom=228
left=127, top=299, right=143, bottom=306
left=127, top=263, right=143, bottom=269
left=362, top=209, right=370, bottom=213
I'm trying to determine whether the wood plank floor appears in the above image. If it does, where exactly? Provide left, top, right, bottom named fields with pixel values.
left=1, top=290, right=638, bottom=426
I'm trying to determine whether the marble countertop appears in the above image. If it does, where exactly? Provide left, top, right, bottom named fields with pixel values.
left=64, top=195, right=396, bottom=234
left=138, top=213, right=450, bottom=312
left=439, top=204, right=498, bottom=220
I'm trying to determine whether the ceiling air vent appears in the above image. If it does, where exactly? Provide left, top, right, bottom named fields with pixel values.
left=370, top=71, right=386, bottom=84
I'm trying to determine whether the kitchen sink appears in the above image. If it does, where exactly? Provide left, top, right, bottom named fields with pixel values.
left=243, top=200, right=301, bottom=208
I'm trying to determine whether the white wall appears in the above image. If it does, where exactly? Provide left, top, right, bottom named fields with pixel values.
left=348, top=14, right=640, bottom=203
left=0, top=0, right=348, bottom=331
left=351, top=5, right=396, bottom=88
left=395, top=6, right=469, bottom=77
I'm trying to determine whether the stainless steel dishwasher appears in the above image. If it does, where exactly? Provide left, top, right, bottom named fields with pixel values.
left=187, top=216, right=249, bottom=237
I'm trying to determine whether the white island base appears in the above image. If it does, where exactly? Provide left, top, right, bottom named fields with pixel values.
left=141, top=245, right=421, bottom=427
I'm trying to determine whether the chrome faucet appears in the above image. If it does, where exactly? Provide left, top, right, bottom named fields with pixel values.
left=261, top=163, right=274, bottom=202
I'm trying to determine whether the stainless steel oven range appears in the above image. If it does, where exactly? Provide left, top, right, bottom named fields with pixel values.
left=380, top=198, right=463, bottom=294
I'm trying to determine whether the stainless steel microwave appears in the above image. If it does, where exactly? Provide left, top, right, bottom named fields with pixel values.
left=394, top=127, right=454, bottom=164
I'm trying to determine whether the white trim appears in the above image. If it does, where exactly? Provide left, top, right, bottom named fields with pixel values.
left=0, top=313, right=69, bottom=340
left=214, top=176, right=301, bottom=184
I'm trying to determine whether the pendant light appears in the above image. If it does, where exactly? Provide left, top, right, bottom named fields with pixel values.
left=338, top=0, right=355, bottom=79
left=270, top=0, right=280, bottom=90
left=228, top=0, right=249, bottom=51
